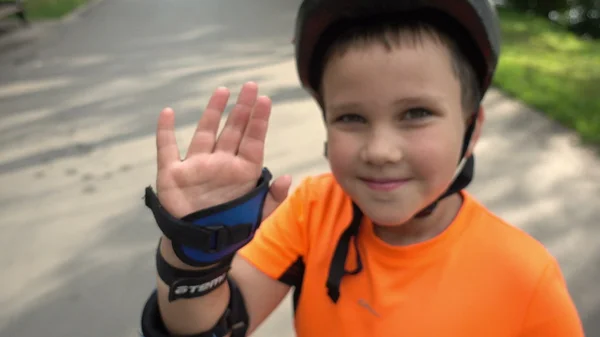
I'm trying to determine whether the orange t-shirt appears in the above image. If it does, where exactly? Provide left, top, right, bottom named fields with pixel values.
left=237, top=173, right=584, bottom=337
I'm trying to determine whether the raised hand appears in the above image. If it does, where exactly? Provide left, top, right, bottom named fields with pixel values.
left=154, top=82, right=291, bottom=221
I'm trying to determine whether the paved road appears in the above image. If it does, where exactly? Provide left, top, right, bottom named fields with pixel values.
left=0, top=0, right=598, bottom=336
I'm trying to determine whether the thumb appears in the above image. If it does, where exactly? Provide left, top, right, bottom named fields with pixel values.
left=270, top=175, right=292, bottom=203
left=261, top=175, right=292, bottom=220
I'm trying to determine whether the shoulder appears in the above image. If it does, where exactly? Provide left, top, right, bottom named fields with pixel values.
left=460, top=191, right=558, bottom=282
left=296, top=172, right=341, bottom=194
left=457, top=193, right=582, bottom=334
left=292, top=172, right=355, bottom=238
left=293, top=172, right=348, bottom=209
left=463, top=191, right=551, bottom=257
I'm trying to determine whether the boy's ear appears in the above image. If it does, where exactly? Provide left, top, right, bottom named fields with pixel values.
left=465, top=106, right=485, bottom=158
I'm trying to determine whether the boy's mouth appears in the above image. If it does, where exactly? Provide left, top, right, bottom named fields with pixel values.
left=359, top=177, right=411, bottom=191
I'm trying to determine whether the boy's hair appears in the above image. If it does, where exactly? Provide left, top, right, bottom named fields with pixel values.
left=316, top=14, right=482, bottom=117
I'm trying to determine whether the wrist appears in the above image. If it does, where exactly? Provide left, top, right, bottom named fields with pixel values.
left=156, top=237, right=231, bottom=302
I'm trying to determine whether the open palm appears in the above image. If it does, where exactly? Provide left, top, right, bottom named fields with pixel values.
left=154, top=82, right=291, bottom=220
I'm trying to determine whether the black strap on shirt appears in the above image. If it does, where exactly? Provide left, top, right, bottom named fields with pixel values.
left=326, top=202, right=364, bottom=303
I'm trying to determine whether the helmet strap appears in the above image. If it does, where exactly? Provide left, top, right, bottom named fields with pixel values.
left=414, top=109, right=479, bottom=218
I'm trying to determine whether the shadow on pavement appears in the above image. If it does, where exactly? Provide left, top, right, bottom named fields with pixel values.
left=0, top=0, right=308, bottom=336
left=0, top=205, right=159, bottom=337
left=0, top=0, right=302, bottom=174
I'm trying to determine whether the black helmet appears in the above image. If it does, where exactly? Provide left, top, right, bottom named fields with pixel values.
left=294, top=0, right=502, bottom=101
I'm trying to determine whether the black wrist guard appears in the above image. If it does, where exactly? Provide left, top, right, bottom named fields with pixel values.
left=144, top=168, right=272, bottom=267
left=156, top=239, right=231, bottom=302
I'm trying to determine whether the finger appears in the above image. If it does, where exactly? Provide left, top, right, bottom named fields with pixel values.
left=261, top=175, right=292, bottom=220
left=156, top=107, right=180, bottom=170
left=214, top=82, right=258, bottom=153
left=237, top=95, right=272, bottom=164
left=186, top=87, right=230, bottom=157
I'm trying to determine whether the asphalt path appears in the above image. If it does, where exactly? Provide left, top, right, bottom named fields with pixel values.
left=0, top=0, right=598, bottom=336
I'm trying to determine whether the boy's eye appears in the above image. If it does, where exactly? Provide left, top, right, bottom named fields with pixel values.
left=335, top=114, right=366, bottom=123
left=404, top=108, right=433, bottom=120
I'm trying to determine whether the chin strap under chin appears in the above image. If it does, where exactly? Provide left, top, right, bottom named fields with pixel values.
left=413, top=154, right=475, bottom=218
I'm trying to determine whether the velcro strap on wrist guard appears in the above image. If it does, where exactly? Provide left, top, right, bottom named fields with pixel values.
left=145, top=168, right=272, bottom=266
left=155, top=240, right=231, bottom=302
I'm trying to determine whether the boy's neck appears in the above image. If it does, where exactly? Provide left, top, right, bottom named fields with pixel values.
left=372, top=193, right=464, bottom=247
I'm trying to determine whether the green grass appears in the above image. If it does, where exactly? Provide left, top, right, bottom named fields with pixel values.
left=24, top=0, right=89, bottom=19
left=494, top=8, right=600, bottom=146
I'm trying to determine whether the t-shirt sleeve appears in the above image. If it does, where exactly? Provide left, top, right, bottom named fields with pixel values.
left=519, top=258, right=584, bottom=337
left=236, top=177, right=311, bottom=286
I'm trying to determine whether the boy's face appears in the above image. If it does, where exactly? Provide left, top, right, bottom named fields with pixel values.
left=321, top=34, right=482, bottom=226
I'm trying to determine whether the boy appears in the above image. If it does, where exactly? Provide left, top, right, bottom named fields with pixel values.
left=140, top=0, right=584, bottom=336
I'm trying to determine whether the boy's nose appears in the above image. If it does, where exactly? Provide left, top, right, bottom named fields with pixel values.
left=361, top=132, right=403, bottom=166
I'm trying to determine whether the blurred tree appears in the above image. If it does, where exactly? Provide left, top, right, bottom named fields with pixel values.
left=568, top=0, right=600, bottom=38
left=505, top=0, right=571, bottom=16
left=504, top=0, right=599, bottom=38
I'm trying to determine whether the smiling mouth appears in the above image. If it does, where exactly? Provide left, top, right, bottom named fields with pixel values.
left=359, top=177, right=410, bottom=191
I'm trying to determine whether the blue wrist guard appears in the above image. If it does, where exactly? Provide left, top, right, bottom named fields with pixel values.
left=144, top=168, right=272, bottom=266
